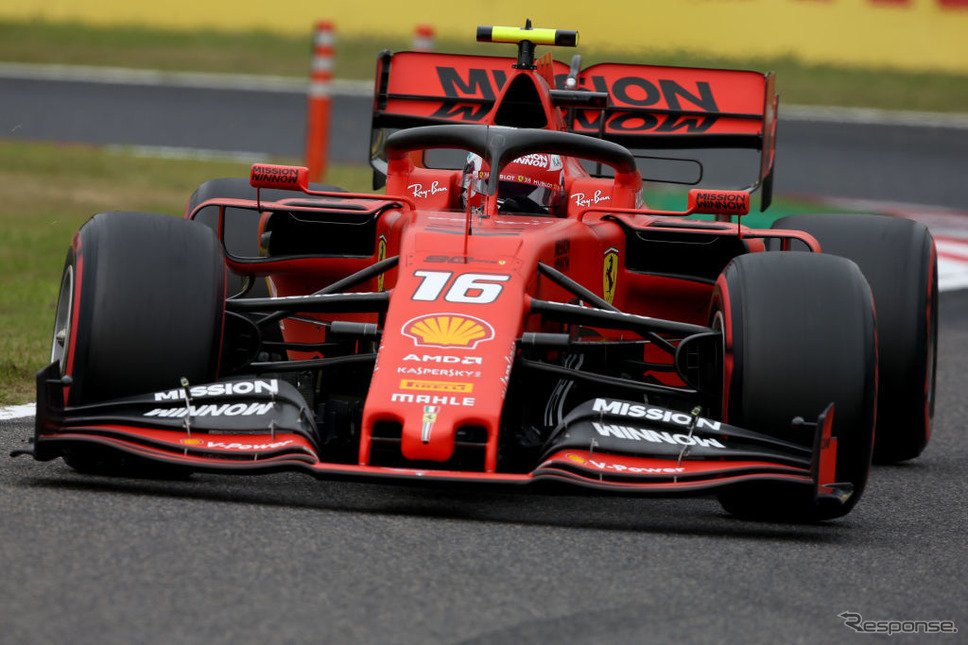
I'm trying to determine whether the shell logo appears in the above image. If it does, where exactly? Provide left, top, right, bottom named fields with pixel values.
left=565, top=453, right=587, bottom=465
left=402, top=313, right=495, bottom=349
left=179, top=438, right=204, bottom=446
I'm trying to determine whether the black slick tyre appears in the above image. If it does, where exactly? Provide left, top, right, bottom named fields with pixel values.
left=185, top=177, right=346, bottom=296
left=772, top=213, right=937, bottom=463
left=50, top=211, right=225, bottom=474
left=711, top=252, right=877, bottom=522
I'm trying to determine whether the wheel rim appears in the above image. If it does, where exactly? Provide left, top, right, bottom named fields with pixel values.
left=51, top=264, right=74, bottom=377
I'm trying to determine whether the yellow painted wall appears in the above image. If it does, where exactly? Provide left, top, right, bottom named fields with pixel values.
left=4, top=0, right=968, bottom=72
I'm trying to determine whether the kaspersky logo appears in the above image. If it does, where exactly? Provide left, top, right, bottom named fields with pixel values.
left=402, top=313, right=495, bottom=349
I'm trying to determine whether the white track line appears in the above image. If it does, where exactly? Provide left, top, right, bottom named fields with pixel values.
left=781, top=105, right=968, bottom=130
left=0, top=404, right=35, bottom=421
left=0, top=62, right=373, bottom=95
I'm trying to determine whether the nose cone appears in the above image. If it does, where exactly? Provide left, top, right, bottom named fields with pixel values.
left=397, top=397, right=489, bottom=463
left=359, top=229, right=527, bottom=470
left=361, top=306, right=520, bottom=470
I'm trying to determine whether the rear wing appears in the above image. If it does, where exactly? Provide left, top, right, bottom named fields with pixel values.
left=371, top=52, right=569, bottom=127
left=370, top=47, right=778, bottom=209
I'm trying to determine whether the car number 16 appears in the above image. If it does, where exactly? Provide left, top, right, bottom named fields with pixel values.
left=411, top=270, right=511, bottom=304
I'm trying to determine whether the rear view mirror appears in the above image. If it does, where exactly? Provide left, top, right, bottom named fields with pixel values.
left=687, top=189, right=750, bottom=216
left=249, top=164, right=309, bottom=191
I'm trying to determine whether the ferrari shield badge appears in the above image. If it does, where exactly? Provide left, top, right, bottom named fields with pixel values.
left=603, top=247, right=619, bottom=304
left=377, top=235, right=387, bottom=291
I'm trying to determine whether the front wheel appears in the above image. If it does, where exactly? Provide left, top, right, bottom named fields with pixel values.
left=712, top=252, right=877, bottom=522
left=50, top=211, right=225, bottom=474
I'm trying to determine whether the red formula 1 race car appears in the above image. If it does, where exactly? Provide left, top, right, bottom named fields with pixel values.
left=17, top=24, right=937, bottom=522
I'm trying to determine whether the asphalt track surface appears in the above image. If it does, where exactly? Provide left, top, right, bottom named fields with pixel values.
left=2, top=70, right=967, bottom=644
left=2, top=292, right=967, bottom=644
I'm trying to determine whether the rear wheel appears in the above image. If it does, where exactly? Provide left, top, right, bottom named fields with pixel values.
left=186, top=177, right=346, bottom=288
left=184, top=177, right=349, bottom=351
left=772, top=213, right=937, bottom=463
left=712, top=252, right=877, bottom=521
left=52, top=211, right=226, bottom=474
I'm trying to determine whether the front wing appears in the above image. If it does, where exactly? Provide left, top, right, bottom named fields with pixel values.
left=16, top=362, right=850, bottom=505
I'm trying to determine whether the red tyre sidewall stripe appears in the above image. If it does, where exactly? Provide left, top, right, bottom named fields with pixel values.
left=712, top=273, right=734, bottom=424
left=64, top=233, right=83, bottom=404
left=213, top=262, right=227, bottom=380
left=924, top=239, right=937, bottom=441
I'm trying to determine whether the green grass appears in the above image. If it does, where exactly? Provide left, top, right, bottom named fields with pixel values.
left=2, top=19, right=967, bottom=113
left=0, top=141, right=372, bottom=405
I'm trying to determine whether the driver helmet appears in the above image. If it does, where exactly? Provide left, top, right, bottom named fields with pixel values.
left=461, top=153, right=565, bottom=215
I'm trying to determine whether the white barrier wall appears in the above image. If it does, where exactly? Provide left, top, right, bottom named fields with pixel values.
left=4, top=0, right=967, bottom=72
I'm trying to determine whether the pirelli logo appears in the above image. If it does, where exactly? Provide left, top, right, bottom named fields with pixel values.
left=399, top=379, right=474, bottom=393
